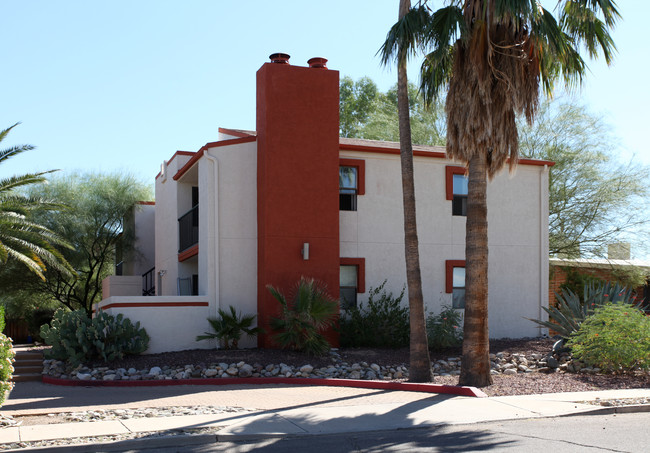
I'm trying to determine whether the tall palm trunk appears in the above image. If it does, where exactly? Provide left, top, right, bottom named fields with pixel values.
left=459, top=152, right=493, bottom=387
left=397, top=0, right=432, bottom=383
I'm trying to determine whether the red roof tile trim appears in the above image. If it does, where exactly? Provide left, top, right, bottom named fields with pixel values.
left=339, top=137, right=554, bottom=167
left=218, top=127, right=257, bottom=138
left=173, top=136, right=257, bottom=181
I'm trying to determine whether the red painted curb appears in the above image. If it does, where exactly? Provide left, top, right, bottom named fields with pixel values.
left=41, top=375, right=487, bottom=398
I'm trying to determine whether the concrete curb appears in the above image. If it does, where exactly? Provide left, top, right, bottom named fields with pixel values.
left=42, top=375, right=487, bottom=398
left=3, top=433, right=218, bottom=453
left=559, top=404, right=650, bottom=417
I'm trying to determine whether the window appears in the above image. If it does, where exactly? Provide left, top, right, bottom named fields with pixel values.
left=452, top=174, right=468, bottom=216
left=339, top=166, right=357, bottom=211
left=340, top=265, right=358, bottom=309
left=445, top=259, right=466, bottom=309
left=452, top=267, right=466, bottom=309
left=339, top=257, right=366, bottom=310
left=339, top=159, right=365, bottom=211
left=446, top=166, right=468, bottom=216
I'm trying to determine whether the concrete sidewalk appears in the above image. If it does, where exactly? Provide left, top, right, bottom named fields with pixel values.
left=1, top=381, right=650, bottom=448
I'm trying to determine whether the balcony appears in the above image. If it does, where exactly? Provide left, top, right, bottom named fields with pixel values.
left=178, top=205, right=198, bottom=252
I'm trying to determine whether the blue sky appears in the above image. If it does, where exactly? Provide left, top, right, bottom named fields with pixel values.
left=1, top=0, right=647, bottom=185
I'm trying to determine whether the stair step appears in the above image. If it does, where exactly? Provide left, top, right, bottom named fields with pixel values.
left=14, top=359, right=42, bottom=366
left=11, top=373, right=42, bottom=382
left=14, top=354, right=43, bottom=363
left=14, top=365, right=42, bottom=374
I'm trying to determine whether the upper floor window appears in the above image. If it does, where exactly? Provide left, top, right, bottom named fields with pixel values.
left=339, top=158, right=365, bottom=211
left=446, top=166, right=468, bottom=216
left=339, top=166, right=357, bottom=211
left=452, top=174, right=468, bottom=216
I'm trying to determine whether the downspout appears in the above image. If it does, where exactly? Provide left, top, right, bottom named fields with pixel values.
left=539, top=165, right=549, bottom=336
left=203, top=149, right=220, bottom=319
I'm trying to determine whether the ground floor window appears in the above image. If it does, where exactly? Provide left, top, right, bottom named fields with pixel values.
left=339, top=257, right=366, bottom=310
left=445, top=259, right=466, bottom=309
left=452, top=267, right=465, bottom=309
left=340, top=265, right=358, bottom=309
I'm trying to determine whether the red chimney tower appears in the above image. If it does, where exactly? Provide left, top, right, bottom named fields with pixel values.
left=256, top=54, right=340, bottom=347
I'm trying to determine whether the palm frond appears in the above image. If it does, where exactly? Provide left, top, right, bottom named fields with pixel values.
left=561, top=1, right=617, bottom=63
left=379, top=4, right=431, bottom=66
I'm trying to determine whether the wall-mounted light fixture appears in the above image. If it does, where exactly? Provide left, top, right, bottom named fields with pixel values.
left=157, top=270, right=167, bottom=296
left=301, top=243, right=310, bottom=260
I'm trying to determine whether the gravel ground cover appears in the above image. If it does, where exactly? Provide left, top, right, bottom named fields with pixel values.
left=3, top=337, right=650, bottom=450
left=41, top=337, right=650, bottom=397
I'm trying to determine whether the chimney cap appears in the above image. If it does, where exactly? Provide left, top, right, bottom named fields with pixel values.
left=308, top=57, right=328, bottom=69
left=269, top=53, right=290, bottom=64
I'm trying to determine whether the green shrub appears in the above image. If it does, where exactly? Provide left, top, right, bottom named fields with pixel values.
left=339, top=281, right=409, bottom=348
left=41, top=309, right=150, bottom=366
left=567, top=303, right=650, bottom=373
left=528, top=281, right=638, bottom=339
left=0, top=306, right=5, bottom=333
left=196, top=306, right=263, bottom=349
left=427, top=305, right=463, bottom=350
left=268, top=277, right=338, bottom=356
left=0, top=333, right=15, bottom=406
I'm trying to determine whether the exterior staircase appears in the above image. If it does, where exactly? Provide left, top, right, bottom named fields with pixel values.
left=11, top=345, right=43, bottom=382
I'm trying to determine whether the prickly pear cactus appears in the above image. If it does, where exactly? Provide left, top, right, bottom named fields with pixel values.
left=41, top=309, right=149, bottom=367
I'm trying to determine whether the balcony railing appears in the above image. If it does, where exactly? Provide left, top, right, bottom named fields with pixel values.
left=142, top=267, right=155, bottom=296
left=178, top=205, right=199, bottom=252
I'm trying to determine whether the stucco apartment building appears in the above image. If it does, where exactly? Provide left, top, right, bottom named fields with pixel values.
left=98, top=54, right=553, bottom=354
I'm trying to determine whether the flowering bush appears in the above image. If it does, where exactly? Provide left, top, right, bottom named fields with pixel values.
left=0, top=333, right=15, bottom=407
left=427, top=306, right=463, bottom=350
left=567, top=303, right=650, bottom=373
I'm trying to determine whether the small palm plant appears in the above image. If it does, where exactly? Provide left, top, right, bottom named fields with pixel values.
left=528, top=281, right=638, bottom=340
left=268, top=277, right=338, bottom=356
left=196, top=306, right=262, bottom=349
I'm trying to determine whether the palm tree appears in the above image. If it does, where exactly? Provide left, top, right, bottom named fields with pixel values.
left=391, top=0, right=433, bottom=382
left=0, top=123, right=71, bottom=280
left=382, top=0, right=619, bottom=387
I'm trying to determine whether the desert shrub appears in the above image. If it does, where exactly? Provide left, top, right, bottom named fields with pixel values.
left=41, top=309, right=149, bottom=366
left=528, top=281, right=638, bottom=339
left=0, top=333, right=15, bottom=407
left=426, top=305, right=463, bottom=350
left=268, top=277, right=338, bottom=356
left=196, top=306, right=263, bottom=349
left=339, top=281, right=409, bottom=348
left=567, top=303, right=650, bottom=373
left=558, top=267, right=605, bottom=302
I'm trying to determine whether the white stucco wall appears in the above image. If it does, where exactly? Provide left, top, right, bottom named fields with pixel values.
left=105, top=139, right=548, bottom=353
left=340, top=149, right=549, bottom=339
left=101, top=276, right=141, bottom=298
left=122, top=203, right=156, bottom=277
left=96, top=296, right=214, bottom=354
left=154, top=153, right=195, bottom=296
left=198, top=141, right=258, bottom=346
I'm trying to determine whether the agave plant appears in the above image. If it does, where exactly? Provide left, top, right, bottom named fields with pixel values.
left=196, top=306, right=262, bottom=349
left=528, top=281, right=639, bottom=340
left=268, top=276, right=338, bottom=356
